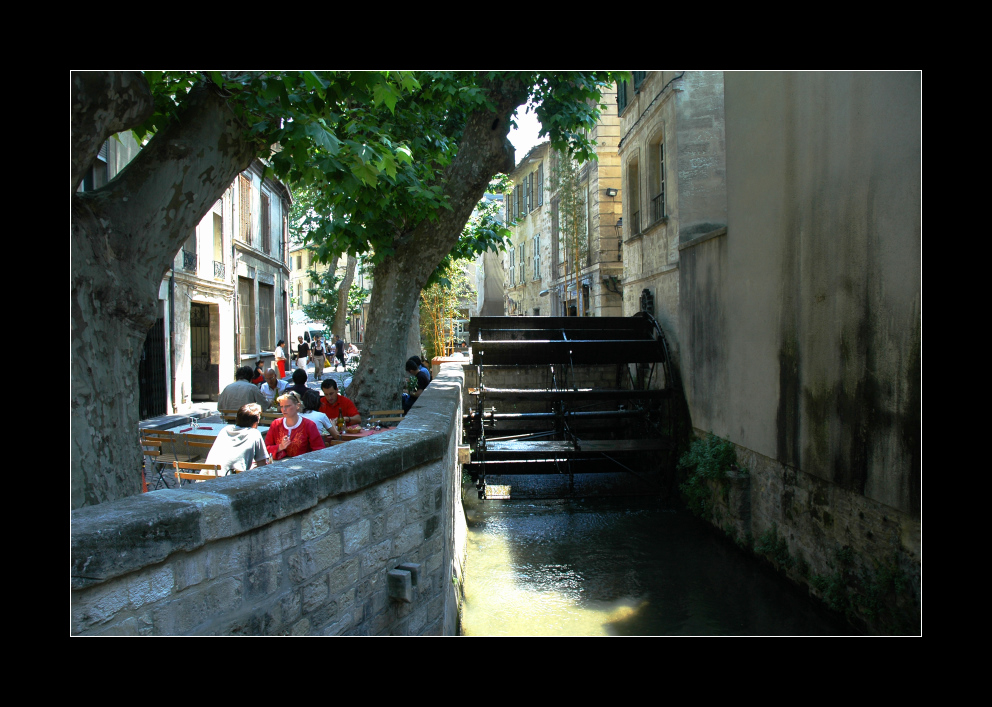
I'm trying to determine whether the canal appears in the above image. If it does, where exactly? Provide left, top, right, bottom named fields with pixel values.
left=460, top=492, right=853, bottom=636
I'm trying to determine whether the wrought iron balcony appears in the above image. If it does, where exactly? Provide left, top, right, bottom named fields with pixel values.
left=652, top=194, right=665, bottom=223
left=182, top=250, right=197, bottom=273
left=213, top=260, right=225, bottom=279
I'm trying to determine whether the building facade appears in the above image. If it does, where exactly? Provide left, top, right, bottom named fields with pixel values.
left=503, top=143, right=550, bottom=316
left=617, top=70, right=728, bottom=365
left=502, top=82, right=624, bottom=318
left=549, top=82, right=623, bottom=318
left=289, top=247, right=369, bottom=346
left=80, top=142, right=292, bottom=415
left=168, top=159, right=292, bottom=408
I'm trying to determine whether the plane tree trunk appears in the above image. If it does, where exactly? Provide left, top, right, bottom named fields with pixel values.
left=333, top=255, right=357, bottom=344
left=71, top=73, right=257, bottom=508
left=345, top=78, right=525, bottom=414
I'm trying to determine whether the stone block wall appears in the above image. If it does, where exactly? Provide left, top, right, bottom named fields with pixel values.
left=692, top=429, right=920, bottom=634
left=71, top=363, right=467, bottom=636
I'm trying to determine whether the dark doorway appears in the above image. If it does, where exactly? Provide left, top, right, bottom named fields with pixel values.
left=139, top=317, right=167, bottom=419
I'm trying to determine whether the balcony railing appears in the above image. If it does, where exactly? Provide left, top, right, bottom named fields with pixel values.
left=213, top=260, right=225, bottom=279
left=652, top=193, right=665, bottom=223
left=182, top=250, right=197, bottom=273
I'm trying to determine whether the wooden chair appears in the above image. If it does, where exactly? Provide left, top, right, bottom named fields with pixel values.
left=218, top=409, right=239, bottom=423
left=369, top=409, right=404, bottom=426
left=173, top=461, right=224, bottom=487
left=260, top=411, right=282, bottom=425
left=180, top=433, right=216, bottom=460
left=140, top=431, right=183, bottom=490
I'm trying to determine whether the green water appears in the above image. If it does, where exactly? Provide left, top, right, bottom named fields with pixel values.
left=461, top=495, right=851, bottom=636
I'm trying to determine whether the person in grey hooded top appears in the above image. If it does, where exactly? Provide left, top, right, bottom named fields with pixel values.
left=205, top=403, right=270, bottom=475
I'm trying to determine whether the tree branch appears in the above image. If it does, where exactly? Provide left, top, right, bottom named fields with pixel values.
left=71, top=71, right=153, bottom=194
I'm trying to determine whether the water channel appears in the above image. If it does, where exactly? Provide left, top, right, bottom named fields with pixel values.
left=460, top=492, right=853, bottom=636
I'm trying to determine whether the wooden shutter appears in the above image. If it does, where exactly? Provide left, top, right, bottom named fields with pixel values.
left=538, top=162, right=543, bottom=206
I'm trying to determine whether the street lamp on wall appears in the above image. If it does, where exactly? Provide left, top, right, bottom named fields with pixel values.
left=605, top=188, right=618, bottom=198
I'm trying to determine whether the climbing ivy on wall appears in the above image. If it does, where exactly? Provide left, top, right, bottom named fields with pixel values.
left=677, top=433, right=747, bottom=517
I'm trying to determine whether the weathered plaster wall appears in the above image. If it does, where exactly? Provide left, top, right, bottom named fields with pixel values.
left=678, top=72, right=920, bottom=632
left=72, top=364, right=467, bottom=636
left=687, top=71, right=920, bottom=514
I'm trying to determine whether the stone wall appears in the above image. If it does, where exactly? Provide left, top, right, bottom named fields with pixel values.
left=71, top=363, right=467, bottom=636
left=691, top=429, right=920, bottom=634
left=678, top=73, right=921, bottom=633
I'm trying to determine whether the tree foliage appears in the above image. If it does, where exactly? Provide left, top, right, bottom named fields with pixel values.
left=549, top=149, right=589, bottom=315
left=420, top=260, right=473, bottom=361
left=72, top=70, right=621, bottom=506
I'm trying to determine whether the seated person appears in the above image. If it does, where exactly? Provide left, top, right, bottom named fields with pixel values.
left=300, top=391, right=341, bottom=439
left=319, top=378, right=360, bottom=426
left=265, top=392, right=326, bottom=460
left=205, top=403, right=270, bottom=476
left=251, top=360, right=265, bottom=385
left=285, top=367, right=310, bottom=397
left=217, top=365, right=269, bottom=411
left=410, top=355, right=432, bottom=382
left=402, top=357, right=430, bottom=413
left=260, top=368, right=288, bottom=408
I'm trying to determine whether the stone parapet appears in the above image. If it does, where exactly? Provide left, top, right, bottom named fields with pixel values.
left=71, top=363, right=467, bottom=636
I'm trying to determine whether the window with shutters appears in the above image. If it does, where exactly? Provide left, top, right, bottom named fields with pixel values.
left=259, top=283, right=274, bottom=350
left=239, top=174, right=252, bottom=244
left=650, top=136, right=666, bottom=223
left=238, top=277, right=255, bottom=353
left=260, top=192, right=271, bottom=252
left=533, top=234, right=541, bottom=279
left=627, top=157, right=640, bottom=237
left=508, top=247, right=515, bottom=287
left=518, top=243, right=525, bottom=284
left=537, top=162, right=544, bottom=206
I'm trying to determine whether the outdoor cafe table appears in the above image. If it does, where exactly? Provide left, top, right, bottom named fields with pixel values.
left=165, top=422, right=271, bottom=437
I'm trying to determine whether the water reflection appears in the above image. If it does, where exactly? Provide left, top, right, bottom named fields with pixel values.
left=461, top=496, right=851, bottom=636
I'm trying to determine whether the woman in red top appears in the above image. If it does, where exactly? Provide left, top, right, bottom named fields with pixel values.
left=265, top=391, right=326, bottom=460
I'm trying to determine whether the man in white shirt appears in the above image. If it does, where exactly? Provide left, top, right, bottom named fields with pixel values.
left=260, top=368, right=288, bottom=408
left=206, top=403, right=270, bottom=475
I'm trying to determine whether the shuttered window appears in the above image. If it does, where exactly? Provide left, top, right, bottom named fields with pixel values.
left=259, top=283, right=274, bottom=350
left=533, top=234, right=541, bottom=279
left=537, top=162, right=543, bottom=206
left=260, top=192, right=271, bottom=252
left=238, top=277, right=255, bottom=353
left=239, top=174, right=252, bottom=244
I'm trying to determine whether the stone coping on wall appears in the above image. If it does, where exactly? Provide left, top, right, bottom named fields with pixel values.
left=72, top=364, right=466, bottom=592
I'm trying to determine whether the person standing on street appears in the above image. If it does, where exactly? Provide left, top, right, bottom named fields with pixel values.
left=296, top=335, right=310, bottom=371
left=275, top=340, right=287, bottom=379
left=335, top=335, right=345, bottom=371
left=312, top=337, right=326, bottom=380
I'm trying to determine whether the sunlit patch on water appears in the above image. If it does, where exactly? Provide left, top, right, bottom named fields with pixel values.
left=460, top=496, right=851, bottom=636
